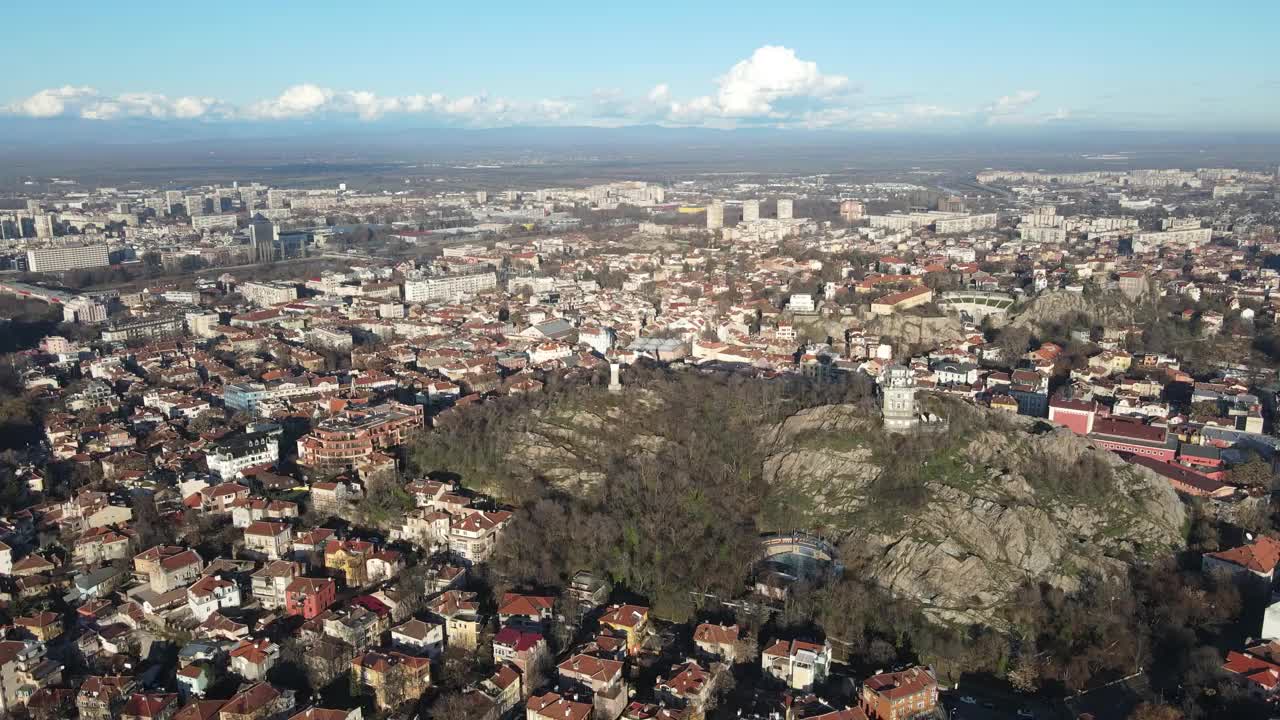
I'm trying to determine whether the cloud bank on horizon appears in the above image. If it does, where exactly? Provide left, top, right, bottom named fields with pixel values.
left=4, top=46, right=1064, bottom=131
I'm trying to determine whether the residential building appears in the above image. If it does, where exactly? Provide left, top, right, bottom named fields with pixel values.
left=205, top=428, right=282, bottom=480
left=251, top=560, right=303, bottom=610
left=527, top=692, right=593, bottom=720
left=403, top=272, right=497, bottom=303
left=1204, top=536, right=1280, bottom=585
left=26, top=244, right=110, bottom=273
left=693, top=623, right=739, bottom=662
left=133, top=546, right=204, bottom=594
left=391, top=619, right=445, bottom=659
left=297, top=403, right=423, bottom=471
left=244, top=521, right=293, bottom=560
left=860, top=666, right=938, bottom=720
left=284, top=577, right=337, bottom=619
left=240, top=282, right=298, bottom=307
left=0, top=640, right=62, bottom=714
left=492, top=627, right=548, bottom=678
left=350, top=651, right=431, bottom=711
left=599, top=604, right=650, bottom=655
left=187, top=575, right=241, bottom=621
left=557, top=653, right=627, bottom=720
left=761, top=639, right=831, bottom=691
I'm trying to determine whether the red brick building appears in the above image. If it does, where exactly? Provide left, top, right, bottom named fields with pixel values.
left=860, top=666, right=938, bottom=720
left=284, top=576, right=336, bottom=619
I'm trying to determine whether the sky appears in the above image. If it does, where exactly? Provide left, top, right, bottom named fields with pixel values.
left=3, top=0, right=1277, bottom=134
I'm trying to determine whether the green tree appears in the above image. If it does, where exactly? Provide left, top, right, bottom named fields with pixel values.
left=1230, top=455, right=1275, bottom=489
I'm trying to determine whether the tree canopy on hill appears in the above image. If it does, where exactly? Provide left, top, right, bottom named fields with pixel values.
left=406, top=370, right=1267, bottom=715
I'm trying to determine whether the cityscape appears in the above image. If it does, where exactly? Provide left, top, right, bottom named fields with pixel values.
left=2, top=3, right=1280, bottom=720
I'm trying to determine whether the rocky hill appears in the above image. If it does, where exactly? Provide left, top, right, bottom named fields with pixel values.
left=487, top=381, right=1186, bottom=626
left=763, top=403, right=1185, bottom=625
left=866, top=312, right=967, bottom=348
left=1007, top=289, right=1140, bottom=330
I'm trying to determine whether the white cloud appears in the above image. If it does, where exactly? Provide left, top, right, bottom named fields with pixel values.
left=8, top=86, right=234, bottom=120
left=3, top=56, right=1068, bottom=131
left=653, top=45, right=851, bottom=126
left=173, top=96, right=221, bottom=119
left=714, top=45, right=848, bottom=117
left=982, top=90, right=1044, bottom=124
left=14, top=86, right=98, bottom=118
left=249, top=83, right=333, bottom=119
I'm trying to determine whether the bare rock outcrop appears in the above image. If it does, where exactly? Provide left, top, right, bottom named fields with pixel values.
left=764, top=409, right=1186, bottom=625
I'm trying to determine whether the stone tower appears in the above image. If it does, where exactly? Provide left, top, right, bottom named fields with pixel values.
left=881, top=365, right=919, bottom=432
left=608, top=362, right=622, bottom=393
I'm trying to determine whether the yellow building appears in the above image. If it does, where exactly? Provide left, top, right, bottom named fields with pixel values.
left=323, top=540, right=372, bottom=588
left=599, top=604, right=650, bottom=655
left=351, top=651, right=431, bottom=710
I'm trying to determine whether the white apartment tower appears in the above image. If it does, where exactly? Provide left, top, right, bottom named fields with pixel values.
left=707, top=200, right=725, bottom=230
left=743, top=199, right=760, bottom=223
left=34, top=214, right=54, bottom=239
left=777, top=198, right=794, bottom=220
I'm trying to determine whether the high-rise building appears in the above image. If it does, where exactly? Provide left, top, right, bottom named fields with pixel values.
left=26, top=244, right=110, bottom=273
left=164, top=191, right=183, bottom=215
left=267, top=189, right=288, bottom=210
left=706, top=200, right=725, bottom=230
left=249, top=218, right=277, bottom=264
left=184, top=194, right=205, bottom=216
left=34, top=214, right=55, bottom=239
left=240, top=188, right=256, bottom=212
left=742, top=199, right=760, bottom=223
left=777, top=198, right=794, bottom=220
left=839, top=200, right=865, bottom=222
left=475, top=191, right=488, bottom=204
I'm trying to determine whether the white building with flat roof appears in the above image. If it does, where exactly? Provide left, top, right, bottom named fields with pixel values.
left=240, top=281, right=298, bottom=307
left=403, top=272, right=497, bottom=303
left=26, top=243, right=109, bottom=273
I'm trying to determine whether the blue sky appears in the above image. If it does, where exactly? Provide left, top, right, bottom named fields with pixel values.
left=4, top=0, right=1277, bottom=131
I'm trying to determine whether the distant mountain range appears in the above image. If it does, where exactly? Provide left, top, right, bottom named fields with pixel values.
left=1, top=117, right=1277, bottom=184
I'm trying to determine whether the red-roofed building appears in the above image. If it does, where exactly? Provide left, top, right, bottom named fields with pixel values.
left=1224, top=650, right=1280, bottom=695
left=1088, top=416, right=1178, bottom=462
left=120, top=692, right=178, bottom=720
left=350, top=651, right=431, bottom=710
left=284, top=577, right=336, bottom=619
left=1204, top=536, right=1280, bottom=584
left=870, top=286, right=933, bottom=316
left=761, top=639, right=831, bottom=691
left=656, top=660, right=719, bottom=714
left=693, top=622, right=740, bottom=662
left=498, top=593, right=555, bottom=629
left=493, top=627, right=548, bottom=679
left=599, top=604, right=651, bottom=655
left=527, top=692, right=592, bottom=720
left=1048, top=396, right=1099, bottom=435
left=860, top=665, right=938, bottom=720
left=1126, top=454, right=1235, bottom=500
